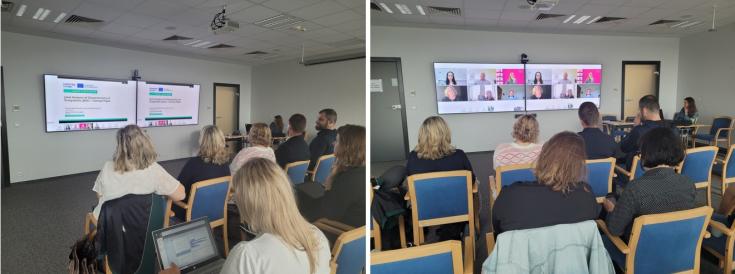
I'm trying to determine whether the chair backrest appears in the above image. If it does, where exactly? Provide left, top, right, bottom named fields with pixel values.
left=332, top=226, right=366, bottom=274
left=135, top=194, right=167, bottom=274
left=724, top=145, right=735, bottom=182
left=679, top=146, right=718, bottom=184
left=371, top=240, right=463, bottom=274
left=313, top=154, right=336, bottom=184
left=408, top=170, right=472, bottom=226
left=710, top=116, right=733, bottom=138
left=188, top=176, right=231, bottom=224
left=285, top=160, right=310, bottom=185
left=586, top=158, right=615, bottom=201
left=630, top=155, right=645, bottom=180
left=626, top=206, right=712, bottom=274
left=495, top=163, right=535, bottom=194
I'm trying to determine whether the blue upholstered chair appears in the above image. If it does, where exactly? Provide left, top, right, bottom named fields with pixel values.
left=703, top=211, right=735, bottom=274
left=494, top=163, right=535, bottom=195
left=171, top=176, right=231, bottom=255
left=586, top=157, right=615, bottom=203
left=597, top=206, right=713, bottom=273
left=312, top=154, right=336, bottom=185
left=678, top=146, right=718, bottom=207
left=284, top=160, right=310, bottom=185
left=371, top=240, right=465, bottom=274
left=713, top=144, right=735, bottom=197
left=694, top=116, right=734, bottom=148
left=331, top=226, right=366, bottom=274
left=407, top=170, right=474, bottom=273
left=615, top=155, right=645, bottom=182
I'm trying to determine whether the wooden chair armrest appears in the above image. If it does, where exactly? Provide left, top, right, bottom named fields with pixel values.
left=172, top=200, right=188, bottom=209
left=329, top=262, right=337, bottom=274
left=313, top=220, right=346, bottom=236
left=710, top=220, right=734, bottom=236
left=463, top=235, right=473, bottom=274
left=715, top=128, right=732, bottom=139
left=315, top=218, right=354, bottom=232
left=615, top=165, right=631, bottom=178
left=595, top=220, right=630, bottom=254
left=485, top=232, right=495, bottom=256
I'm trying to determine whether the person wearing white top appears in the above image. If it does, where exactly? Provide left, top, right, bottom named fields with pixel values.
left=160, top=158, right=332, bottom=274
left=92, top=125, right=184, bottom=219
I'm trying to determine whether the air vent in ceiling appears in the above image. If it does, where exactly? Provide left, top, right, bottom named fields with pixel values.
left=208, top=43, right=235, bottom=49
left=426, top=6, right=461, bottom=16
left=649, top=19, right=680, bottom=26
left=245, top=51, right=269, bottom=55
left=535, top=13, right=565, bottom=20
left=370, top=2, right=381, bottom=11
left=254, top=14, right=304, bottom=30
left=2, top=1, right=14, bottom=12
left=65, top=15, right=104, bottom=24
left=594, top=17, right=626, bottom=23
left=163, top=35, right=192, bottom=41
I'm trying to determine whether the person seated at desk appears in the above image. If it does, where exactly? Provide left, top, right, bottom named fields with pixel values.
left=275, top=114, right=310, bottom=168
left=673, top=97, right=699, bottom=125
left=230, top=123, right=276, bottom=174
left=603, top=127, right=695, bottom=242
left=577, top=102, right=623, bottom=160
left=92, top=125, right=185, bottom=219
left=492, top=131, right=599, bottom=237
left=161, top=158, right=332, bottom=274
left=320, top=125, right=366, bottom=227
left=619, top=95, right=672, bottom=168
left=308, top=109, right=338, bottom=173
left=270, top=115, right=286, bottom=138
left=174, top=125, right=231, bottom=221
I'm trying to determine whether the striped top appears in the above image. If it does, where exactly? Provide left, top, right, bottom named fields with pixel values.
left=493, top=142, right=543, bottom=170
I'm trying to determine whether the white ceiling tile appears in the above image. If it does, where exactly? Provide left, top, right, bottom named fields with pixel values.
left=496, top=19, right=529, bottom=27
left=87, top=31, right=125, bottom=42
left=176, top=25, right=214, bottom=38
left=546, top=0, right=588, bottom=14
left=351, top=1, right=365, bottom=15
left=71, top=2, right=125, bottom=21
left=464, top=18, right=499, bottom=27
left=290, top=1, right=348, bottom=20
left=231, top=24, right=269, bottom=37
left=392, top=14, right=431, bottom=23
left=464, top=9, right=502, bottom=19
left=262, top=0, right=320, bottom=12
left=576, top=4, right=620, bottom=16
left=112, top=13, right=165, bottom=28
left=84, top=0, right=145, bottom=11
left=167, top=7, right=220, bottom=27
left=53, top=25, right=96, bottom=36
left=499, top=10, right=537, bottom=21
left=98, top=23, right=144, bottom=35
left=639, top=7, right=681, bottom=19
left=336, top=0, right=362, bottom=8
left=312, top=10, right=361, bottom=26
left=178, top=0, right=212, bottom=7
left=131, top=0, right=190, bottom=19
left=429, top=16, right=465, bottom=25
left=464, top=0, right=507, bottom=11
left=660, top=0, right=704, bottom=10
left=229, top=37, right=275, bottom=48
left=623, top=0, right=669, bottom=8
left=227, top=5, right=280, bottom=23
left=145, top=21, right=181, bottom=35
left=198, top=0, right=254, bottom=12
left=608, top=6, right=650, bottom=18
left=329, top=18, right=363, bottom=31
left=131, top=29, right=171, bottom=40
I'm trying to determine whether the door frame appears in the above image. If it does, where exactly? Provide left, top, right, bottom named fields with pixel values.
left=1, top=66, right=8, bottom=187
left=371, top=57, right=410, bottom=160
left=213, top=83, right=240, bottom=133
left=620, top=61, right=660, bottom=120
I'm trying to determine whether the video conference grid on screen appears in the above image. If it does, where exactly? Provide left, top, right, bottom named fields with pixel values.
left=434, top=63, right=602, bottom=114
left=44, top=75, right=200, bottom=132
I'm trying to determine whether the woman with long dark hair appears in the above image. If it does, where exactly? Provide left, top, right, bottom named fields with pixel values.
left=674, top=97, right=699, bottom=124
left=533, top=72, right=543, bottom=84
left=445, top=71, right=457, bottom=85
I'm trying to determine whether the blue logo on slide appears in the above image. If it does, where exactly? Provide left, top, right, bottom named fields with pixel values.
left=77, top=83, right=84, bottom=88
left=159, top=87, right=164, bottom=91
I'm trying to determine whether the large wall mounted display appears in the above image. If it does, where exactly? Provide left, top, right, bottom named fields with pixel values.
left=136, top=81, right=200, bottom=127
left=44, top=75, right=137, bottom=132
left=525, top=64, right=602, bottom=111
left=434, top=63, right=525, bottom=114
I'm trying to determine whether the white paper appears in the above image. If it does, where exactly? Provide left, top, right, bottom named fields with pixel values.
left=370, top=79, right=383, bottom=92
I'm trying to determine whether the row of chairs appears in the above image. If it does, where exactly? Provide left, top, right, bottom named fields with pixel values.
left=284, top=154, right=336, bottom=185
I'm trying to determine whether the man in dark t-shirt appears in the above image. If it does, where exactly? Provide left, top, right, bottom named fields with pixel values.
left=577, top=102, right=623, bottom=160
left=308, top=108, right=338, bottom=172
left=275, top=114, right=310, bottom=168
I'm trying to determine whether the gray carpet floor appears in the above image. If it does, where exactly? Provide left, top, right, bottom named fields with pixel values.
left=372, top=151, right=725, bottom=274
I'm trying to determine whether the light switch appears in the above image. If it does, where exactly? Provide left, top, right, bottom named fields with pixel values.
left=12, top=105, right=20, bottom=111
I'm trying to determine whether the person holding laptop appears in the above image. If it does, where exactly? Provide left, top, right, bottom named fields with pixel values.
left=160, top=158, right=331, bottom=274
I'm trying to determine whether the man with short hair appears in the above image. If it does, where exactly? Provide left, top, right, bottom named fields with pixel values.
left=577, top=102, right=622, bottom=160
left=619, top=95, right=674, bottom=167
left=308, top=108, right=338, bottom=172
left=275, top=114, right=310, bottom=168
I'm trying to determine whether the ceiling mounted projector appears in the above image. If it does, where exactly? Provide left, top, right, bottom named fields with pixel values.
left=211, top=6, right=239, bottom=34
left=526, top=0, right=558, bottom=11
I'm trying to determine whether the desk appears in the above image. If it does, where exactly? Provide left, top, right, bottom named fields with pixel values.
left=603, top=121, right=635, bottom=142
left=225, top=135, right=247, bottom=152
left=676, top=124, right=707, bottom=148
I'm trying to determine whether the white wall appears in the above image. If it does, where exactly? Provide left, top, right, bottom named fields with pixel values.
left=250, top=58, right=366, bottom=139
left=372, top=26, right=680, bottom=152
left=2, top=31, right=252, bottom=183
left=677, top=23, right=735, bottom=131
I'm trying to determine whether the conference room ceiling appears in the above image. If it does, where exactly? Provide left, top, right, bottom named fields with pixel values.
left=1, top=0, right=365, bottom=66
left=371, top=0, right=735, bottom=37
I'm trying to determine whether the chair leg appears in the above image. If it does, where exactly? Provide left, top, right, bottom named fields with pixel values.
left=398, top=216, right=407, bottom=248
left=708, top=185, right=713, bottom=208
left=412, top=223, right=420, bottom=246
left=223, top=225, right=229, bottom=257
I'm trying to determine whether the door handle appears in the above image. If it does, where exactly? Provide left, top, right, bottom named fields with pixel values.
left=391, top=105, right=402, bottom=110
left=216, top=116, right=223, bottom=119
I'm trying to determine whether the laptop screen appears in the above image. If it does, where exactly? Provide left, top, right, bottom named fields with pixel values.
left=154, top=218, right=219, bottom=269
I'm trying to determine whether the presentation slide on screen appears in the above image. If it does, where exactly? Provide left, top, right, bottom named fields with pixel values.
left=525, top=64, right=601, bottom=111
left=137, top=82, right=200, bottom=127
left=44, top=75, right=136, bottom=132
left=434, top=63, right=526, bottom=114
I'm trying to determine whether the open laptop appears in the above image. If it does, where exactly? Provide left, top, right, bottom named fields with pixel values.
left=153, top=217, right=226, bottom=274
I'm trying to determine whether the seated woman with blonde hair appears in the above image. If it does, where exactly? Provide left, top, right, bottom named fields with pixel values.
left=493, top=114, right=542, bottom=170
left=230, top=123, right=276, bottom=174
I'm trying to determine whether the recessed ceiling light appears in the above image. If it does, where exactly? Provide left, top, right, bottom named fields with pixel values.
left=563, top=15, right=575, bottom=23
left=395, top=4, right=412, bottom=15
left=16, top=4, right=26, bottom=16
left=379, top=3, right=393, bottom=14
left=679, top=21, right=701, bottom=28
left=53, top=12, right=67, bottom=23
left=586, top=16, right=602, bottom=24
left=39, top=9, right=51, bottom=21
left=573, top=15, right=590, bottom=24
left=416, top=5, right=425, bottom=15
left=670, top=21, right=689, bottom=27
left=32, top=8, right=44, bottom=20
